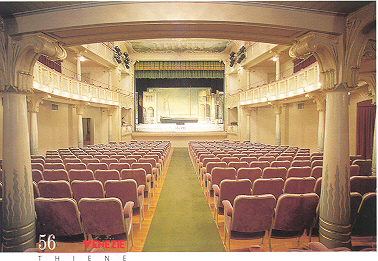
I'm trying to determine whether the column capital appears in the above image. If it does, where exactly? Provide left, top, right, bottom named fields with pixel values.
left=104, top=107, right=116, bottom=117
left=27, top=93, right=48, bottom=113
left=1, top=33, right=66, bottom=93
left=289, top=32, right=339, bottom=91
left=271, top=102, right=283, bottom=114
left=311, top=92, right=327, bottom=111
left=75, top=102, right=88, bottom=115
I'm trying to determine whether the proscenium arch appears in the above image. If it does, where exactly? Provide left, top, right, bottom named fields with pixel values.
left=4, top=1, right=348, bottom=47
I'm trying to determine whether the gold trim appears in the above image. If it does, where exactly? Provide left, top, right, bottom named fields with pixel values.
left=2, top=236, right=35, bottom=249
left=319, top=231, right=351, bottom=244
left=2, top=221, right=35, bottom=233
left=319, top=225, right=351, bottom=236
left=319, top=217, right=351, bottom=229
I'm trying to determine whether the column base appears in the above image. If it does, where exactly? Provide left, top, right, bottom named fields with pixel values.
left=2, top=221, right=36, bottom=252
left=319, top=217, right=351, bottom=249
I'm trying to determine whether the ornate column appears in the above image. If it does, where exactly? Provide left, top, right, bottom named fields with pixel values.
left=313, top=93, right=327, bottom=153
left=274, top=54, right=281, bottom=81
left=75, top=103, right=87, bottom=148
left=272, top=103, right=282, bottom=146
left=0, top=32, right=66, bottom=252
left=27, top=94, right=46, bottom=155
left=243, top=107, right=253, bottom=141
left=106, top=108, right=115, bottom=143
left=76, top=54, right=82, bottom=81
left=289, top=32, right=351, bottom=249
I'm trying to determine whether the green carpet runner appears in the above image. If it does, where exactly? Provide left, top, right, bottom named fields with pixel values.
left=142, top=147, right=225, bottom=252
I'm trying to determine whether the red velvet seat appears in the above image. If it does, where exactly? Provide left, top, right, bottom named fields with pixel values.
left=283, top=177, right=316, bottom=194
left=71, top=180, right=105, bottom=202
left=223, top=194, right=276, bottom=251
left=251, top=178, right=284, bottom=200
left=38, top=180, right=72, bottom=198
left=78, top=198, right=134, bottom=251
left=236, top=167, right=262, bottom=184
left=262, top=167, right=287, bottom=179
left=68, top=169, right=95, bottom=181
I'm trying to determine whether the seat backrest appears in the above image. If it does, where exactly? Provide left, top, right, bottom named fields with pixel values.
left=228, top=161, right=249, bottom=171
left=276, top=156, right=294, bottom=162
left=139, top=158, right=157, bottom=167
left=105, top=179, right=139, bottom=207
left=71, top=180, right=105, bottom=202
left=44, top=163, right=65, bottom=170
left=121, top=168, right=147, bottom=187
left=87, top=163, right=108, bottom=172
left=231, top=194, right=276, bottom=233
left=68, top=169, right=95, bottom=181
left=262, top=167, right=287, bottom=179
left=352, top=159, right=372, bottom=176
left=211, top=167, right=237, bottom=186
left=198, top=153, right=214, bottom=162
left=219, top=179, right=252, bottom=206
left=109, top=163, right=130, bottom=173
left=232, top=153, right=249, bottom=160
left=286, top=166, right=312, bottom=179
left=293, top=156, right=311, bottom=161
left=350, top=176, right=376, bottom=196
left=100, top=158, right=119, bottom=166
left=283, top=177, right=316, bottom=194
left=251, top=178, right=284, bottom=199
left=94, top=169, right=120, bottom=184
left=273, top=193, right=319, bottom=232
left=311, top=155, right=323, bottom=162
left=35, top=198, right=83, bottom=236
left=237, top=167, right=262, bottom=184
left=250, top=161, right=270, bottom=170
left=350, top=164, right=360, bottom=177
left=205, top=161, right=227, bottom=174
left=45, top=158, right=64, bottom=164
left=119, top=158, right=138, bottom=165
left=131, top=162, right=153, bottom=174
left=63, top=158, right=81, bottom=164
left=32, top=169, right=44, bottom=183
left=202, top=157, right=221, bottom=168
left=38, top=180, right=72, bottom=198
left=291, top=160, right=311, bottom=167
left=310, top=166, right=322, bottom=180
left=350, top=192, right=363, bottom=228
left=314, top=177, right=322, bottom=196
left=94, top=155, right=109, bottom=160
left=65, top=163, right=87, bottom=171
left=311, top=160, right=323, bottom=168
left=270, top=160, right=291, bottom=169
left=82, top=158, right=100, bottom=165
left=31, top=163, right=44, bottom=172
left=258, top=156, right=276, bottom=163
left=239, top=157, right=258, bottom=164
left=221, top=157, right=239, bottom=164
left=78, top=198, right=126, bottom=236
left=43, top=169, right=69, bottom=181
left=351, top=192, right=376, bottom=237
left=31, top=158, right=45, bottom=165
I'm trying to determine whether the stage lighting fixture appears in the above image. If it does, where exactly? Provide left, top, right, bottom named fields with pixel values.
left=114, top=46, right=122, bottom=56
left=114, top=55, right=122, bottom=64
left=237, top=53, right=246, bottom=63
left=237, top=46, right=246, bottom=56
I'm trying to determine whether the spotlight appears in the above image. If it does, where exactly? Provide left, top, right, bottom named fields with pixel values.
left=237, top=46, right=246, bottom=56
left=114, top=46, right=122, bottom=56
left=237, top=53, right=246, bottom=63
left=114, top=55, right=122, bottom=64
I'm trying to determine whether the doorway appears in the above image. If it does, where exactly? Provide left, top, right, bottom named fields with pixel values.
left=83, top=118, right=94, bottom=146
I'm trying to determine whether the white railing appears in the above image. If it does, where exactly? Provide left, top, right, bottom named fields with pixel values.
left=33, top=62, right=133, bottom=107
left=227, top=62, right=320, bottom=106
left=82, top=43, right=115, bottom=63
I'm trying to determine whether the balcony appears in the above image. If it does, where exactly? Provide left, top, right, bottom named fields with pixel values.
left=227, top=62, right=320, bottom=107
left=33, top=61, right=133, bottom=108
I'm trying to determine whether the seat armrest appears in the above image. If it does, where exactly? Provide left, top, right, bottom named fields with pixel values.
left=212, top=184, right=220, bottom=196
left=137, top=185, right=145, bottom=195
left=222, top=200, right=233, bottom=217
left=146, top=174, right=152, bottom=182
left=206, top=173, right=211, bottom=181
left=123, top=201, right=135, bottom=218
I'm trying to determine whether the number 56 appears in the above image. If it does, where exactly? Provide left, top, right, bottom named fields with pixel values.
left=38, top=234, right=56, bottom=250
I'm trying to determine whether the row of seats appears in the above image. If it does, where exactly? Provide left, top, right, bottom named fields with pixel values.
left=188, top=141, right=376, bottom=251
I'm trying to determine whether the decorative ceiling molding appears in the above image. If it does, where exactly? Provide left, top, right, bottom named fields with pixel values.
left=128, top=39, right=231, bottom=54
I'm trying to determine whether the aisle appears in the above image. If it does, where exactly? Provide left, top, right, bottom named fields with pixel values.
left=142, top=147, right=225, bottom=252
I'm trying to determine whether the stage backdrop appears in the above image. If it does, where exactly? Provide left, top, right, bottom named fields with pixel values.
left=144, top=87, right=211, bottom=123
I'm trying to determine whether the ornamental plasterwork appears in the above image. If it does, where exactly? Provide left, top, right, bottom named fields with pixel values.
left=129, top=39, right=230, bottom=53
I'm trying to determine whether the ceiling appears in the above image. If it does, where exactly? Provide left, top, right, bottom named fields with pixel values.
left=0, top=1, right=373, bottom=18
